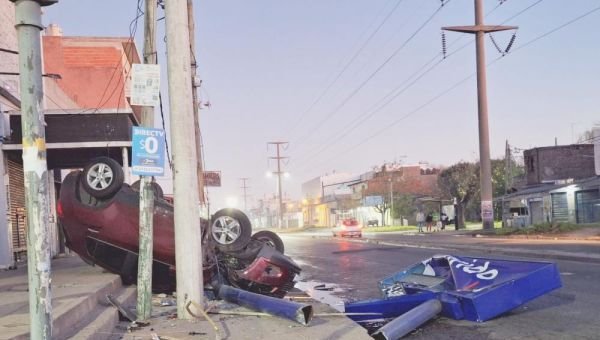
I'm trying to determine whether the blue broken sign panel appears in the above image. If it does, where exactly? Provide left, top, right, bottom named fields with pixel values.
left=346, top=255, right=562, bottom=323
left=132, top=126, right=166, bottom=176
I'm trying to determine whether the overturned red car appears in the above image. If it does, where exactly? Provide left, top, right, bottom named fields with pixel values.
left=57, top=157, right=300, bottom=298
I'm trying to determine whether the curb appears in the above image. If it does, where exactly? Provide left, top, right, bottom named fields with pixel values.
left=307, top=234, right=600, bottom=264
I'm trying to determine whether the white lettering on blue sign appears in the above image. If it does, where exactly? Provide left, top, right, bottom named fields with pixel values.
left=447, top=256, right=499, bottom=280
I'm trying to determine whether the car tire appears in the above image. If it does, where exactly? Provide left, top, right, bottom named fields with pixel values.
left=131, top=180, right=164, bottom=199
left=81, top=157, right=124, bottom=199
left=210, top=208, right=252, bottom=252
left=251, top=230, right=284, bottom=253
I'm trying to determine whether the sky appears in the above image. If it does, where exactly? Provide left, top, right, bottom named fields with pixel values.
left=42, top=0, right=600, bottom=210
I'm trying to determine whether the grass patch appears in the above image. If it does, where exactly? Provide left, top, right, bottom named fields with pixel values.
left=365, top=225, right=417, bottom=233
left=494, top=222, right=584, bottom=236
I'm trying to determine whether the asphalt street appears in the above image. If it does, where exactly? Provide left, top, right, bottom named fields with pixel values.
left=283, top=235, right=600, bottom=340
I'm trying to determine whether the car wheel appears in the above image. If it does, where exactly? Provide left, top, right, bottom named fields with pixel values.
left=81, top=157, right=124, bottom=199
left=131, top=180, right=164, bottom=199
left=251, top=230, right=284, bottom=253
left=210, top=208, right=252, bottom=252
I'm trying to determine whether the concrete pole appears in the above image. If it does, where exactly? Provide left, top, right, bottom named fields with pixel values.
left=276, top=145, right=283, bottom=229
left=473, top=0, right=493, bottom=230
left=164, top=0, right=203, bottom=319
left=268, top=142, right=287, bottom=229
left=389, top=178, right=393, bottom=226
left=13, top=0, right=57, bottom=338
left=442, top=0, right=517, bottom=230
left=240, top=177, right=249, bottom=211
left=187, top=0, right=206, bottom=208
left=136, top=0, right=157, bottom=322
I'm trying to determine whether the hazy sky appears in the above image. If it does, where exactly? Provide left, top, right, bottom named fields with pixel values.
left=42, top=0, right=600, bottom=209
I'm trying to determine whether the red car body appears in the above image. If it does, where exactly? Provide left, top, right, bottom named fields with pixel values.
left=58, top=171, right=300, bottom=297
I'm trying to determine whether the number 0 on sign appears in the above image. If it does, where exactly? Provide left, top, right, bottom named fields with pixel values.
left=132, top=126, right=166, bottom=176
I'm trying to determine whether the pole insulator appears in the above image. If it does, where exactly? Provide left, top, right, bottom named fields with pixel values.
left=505, top=33, right=517, bottom=54
left=441, top=31, right=447, bottom=59
left=489, top=34, right=504, bottom=56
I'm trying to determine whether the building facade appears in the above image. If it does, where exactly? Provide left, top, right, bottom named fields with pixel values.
left=0, top=17, right=141, bottom=268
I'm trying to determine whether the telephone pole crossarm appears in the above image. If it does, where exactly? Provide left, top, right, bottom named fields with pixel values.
left=442, top=25, right=517, bottom=34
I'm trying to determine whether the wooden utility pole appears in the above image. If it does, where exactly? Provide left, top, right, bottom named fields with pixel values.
left=240, top=178, right=250, bottom=211
left=164, top=0, right=204, bottom=318
left=187, top=0, right=205, bottom=206
left=443, top=0, right=517, bottom=230
left=136, top=0, right=157, bottom=322
left=12, top=0, right=58, bottom=338
left=267, top=142, right=288, bottom=229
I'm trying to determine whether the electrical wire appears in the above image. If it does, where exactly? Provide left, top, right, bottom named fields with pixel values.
left=291, top=0, right=542, bottom=169
left=285, top=0, right=406, bottom=137
left=295, top=3, right=598, bottom=175
left=291, top=1, right=452, bottom=150
left=88, top=0, right=144, bottom=113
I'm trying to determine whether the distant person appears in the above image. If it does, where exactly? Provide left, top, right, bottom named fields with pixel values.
left=416, top=211, right=425, bottom=233
left=425, top=213, right=433, bottom=232
left=441, top=212, right=448, bottom=230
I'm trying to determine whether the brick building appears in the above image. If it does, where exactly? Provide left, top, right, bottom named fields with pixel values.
left=502, top=144, right=599, bottom=226
left=362, top=165, right=440, bottom=198
left=524, top=144, right=595, bottom=185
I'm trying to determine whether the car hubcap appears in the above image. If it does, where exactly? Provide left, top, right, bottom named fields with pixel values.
left=212, top=216, right=241, bottom=245
left=86, top=163, right=114, bottom=190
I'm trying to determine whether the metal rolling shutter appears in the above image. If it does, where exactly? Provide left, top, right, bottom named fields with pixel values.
left=551, top=193, right=569, bottom=223
left=7, top=160, right=26, bottom=257
left=576, top=190, right=600, bottom=224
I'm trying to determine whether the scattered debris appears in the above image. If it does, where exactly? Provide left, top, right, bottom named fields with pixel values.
left=314, top=284, right=334, bottom=291
left=106, top=294, right=138, bottom=323
left=188, top=331, right=207, bottom=336
left=186, top=300, right=221, bottom=340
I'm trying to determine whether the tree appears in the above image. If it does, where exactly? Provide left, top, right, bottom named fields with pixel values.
left=392, top=194, right=416, bottom=224
left=373, top=199, right=390, bottom=226
left=577, top=129, right=595, bottom=144
left=437, top=162, right=479, bottom=228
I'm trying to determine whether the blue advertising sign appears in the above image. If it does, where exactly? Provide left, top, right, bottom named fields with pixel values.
left=132, top=126, right=166, bottom=176
left=345, top=254, right=561, bottom=324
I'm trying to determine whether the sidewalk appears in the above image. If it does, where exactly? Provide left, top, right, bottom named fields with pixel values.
left=0, top=255, right=370, bottom=340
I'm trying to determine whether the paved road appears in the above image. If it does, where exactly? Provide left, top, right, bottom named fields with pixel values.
left=283, top=235, right=600, bottom=340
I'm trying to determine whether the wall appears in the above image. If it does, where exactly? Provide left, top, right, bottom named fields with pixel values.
left=525, top=145, right=595, bottom=185
left=0, top=1, right=19, bottom=102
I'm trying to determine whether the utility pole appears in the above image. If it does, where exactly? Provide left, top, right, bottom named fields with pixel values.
left=164, top=0, right=203, bottom=319
left=187, top=0, right=205, bottom=207
left=389, top=178, right=394, bottom=226
left=240, top=177, right=250, bottom=211
left=136, top=0, right=157, bottom=322
left=443, top=0, right=517, bottom=230
left=12, top=0, right=58, bottom=338
left=267, top=142, right=288, bottom=229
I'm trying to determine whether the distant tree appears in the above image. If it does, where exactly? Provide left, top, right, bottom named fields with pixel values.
left=392, top=194, right=416, bottom=224
left=373, top=199, right=390, bottom=226
left=577, top=129, right=595, bottom=144
left=437, top=162, right=479, bottom=228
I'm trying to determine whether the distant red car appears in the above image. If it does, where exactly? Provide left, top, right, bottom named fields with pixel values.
left=332, top=218, right=363, bottom=238
left=58, top=157, right=299, bottom=297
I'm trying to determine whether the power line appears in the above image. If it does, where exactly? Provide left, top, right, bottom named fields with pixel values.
left=290, top=1, right=452, bottom=151
left=285, top=0, right=406, bottom=137
left=291, top=0, right=542, bottom=169
left=89, top=0, right=144, bottom=113
left=296, top=3, right=598, bottom=174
